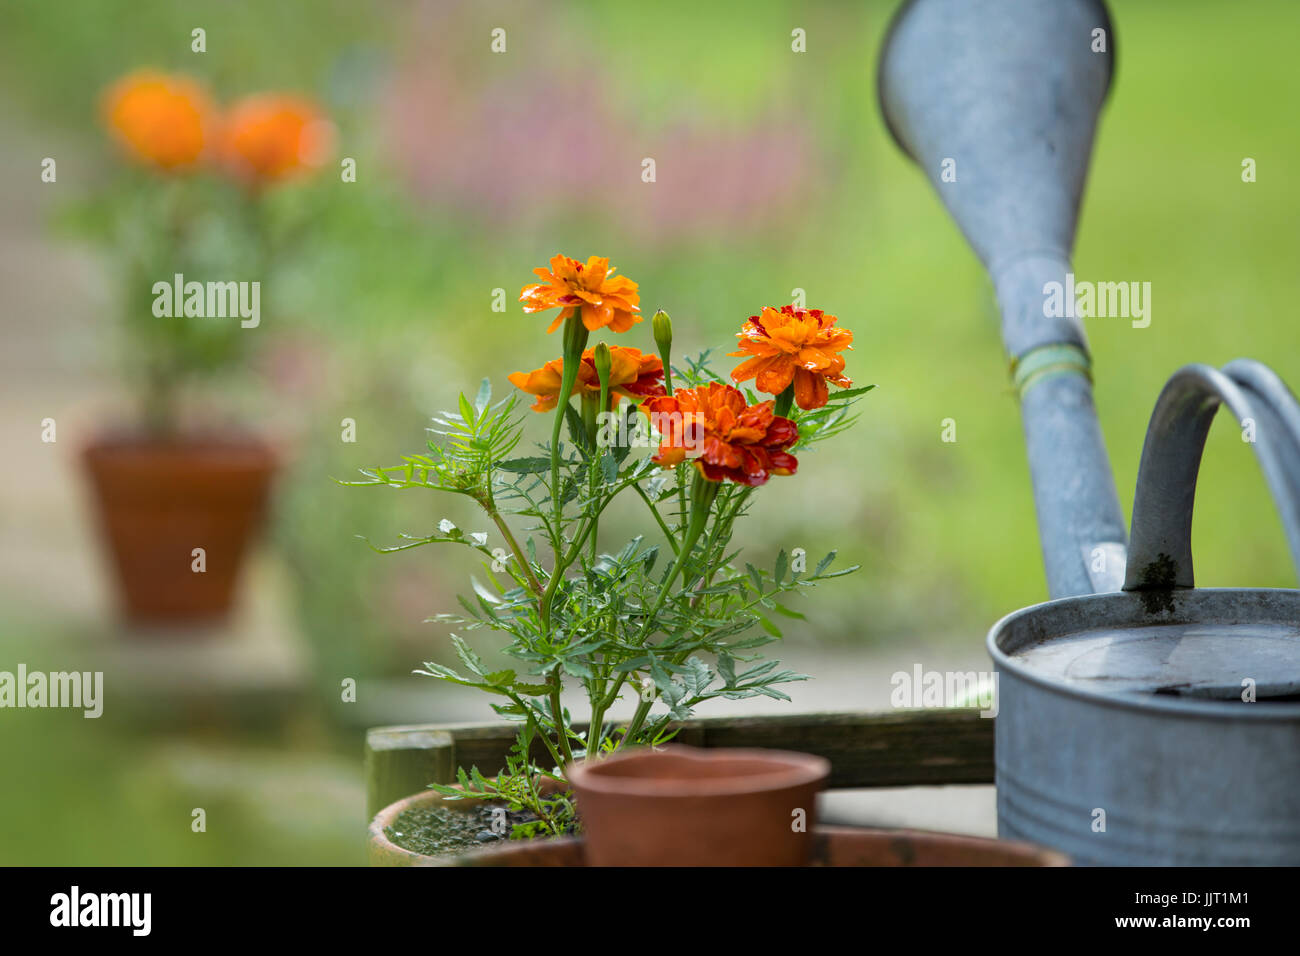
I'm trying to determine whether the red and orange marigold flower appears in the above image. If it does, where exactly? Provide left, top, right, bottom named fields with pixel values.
left=729, top=305, right=853, bottom=410
left=102, top=70, right=213, bottom=171
left=641, top=383, right=798, bottom=487
left=509, top=346, right=665, bottom=413
left=218, top=93, right=334, bottom=184
left=521, top=255, right=641, bottom=334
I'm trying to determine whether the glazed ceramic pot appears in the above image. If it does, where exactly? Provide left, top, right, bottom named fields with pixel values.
left=82, top=435, right=275, bottom=626
left=565, top=744, right=830, bottom=867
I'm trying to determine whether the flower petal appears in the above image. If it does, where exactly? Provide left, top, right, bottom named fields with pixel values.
left=755, top=357, right=796, bottom=395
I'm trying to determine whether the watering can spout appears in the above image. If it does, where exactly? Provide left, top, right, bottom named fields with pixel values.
left=879, top=0, right=1115, bottom=337
left=878, top=0, right=1128, bottom=597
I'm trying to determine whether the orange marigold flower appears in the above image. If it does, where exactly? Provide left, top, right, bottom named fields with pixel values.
left=508, top=346, right=665, bottom=413
left=218, top=94, right=334, bottom=184
left=729, top=305, right=853, bottom=410
left=102, top=70, right=212, bottom=171
left=521, top=255, right=641, bottom=334
left=641, top=383, right=797, bottom=487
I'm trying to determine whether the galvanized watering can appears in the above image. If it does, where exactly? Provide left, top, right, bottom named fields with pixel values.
left=879, top=0, right=1300, bottom=864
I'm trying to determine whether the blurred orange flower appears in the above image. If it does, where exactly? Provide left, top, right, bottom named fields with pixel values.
left=641, top=383, right=798, bottom=486
left=218, top=94, right=334, bottom=184
left=521, top=255, right=641, bottom=334
left=729, top=306, right=853, bottom=410
left=102, top=70, right=212, bottom=171
left=508, top=346, right=664, bottom=413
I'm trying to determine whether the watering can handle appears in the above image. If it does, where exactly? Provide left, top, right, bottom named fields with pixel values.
left=1123, top=359, right=1300, bottom=591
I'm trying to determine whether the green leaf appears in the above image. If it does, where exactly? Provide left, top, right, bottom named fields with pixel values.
left=814, top=550, right=837, bottom=577
left=717, top=652, right=737, bottom=686
left=450, top=635, right=487, bottom=677
left=682, top=657, right=712, bottom=697
left=498, top=457, right=552, bottom=474
left=471, top=576, right=502, bottom=605
left=565, top=637, right=608, bottom=657
left=613, top=406, right=637, bottom=463
left=648, top=656, right=672, bottom=694
left=474, top=378, right=492, bottom=414
left=662, top=680, right=691, bottom=720
left=414, top=661, right=511, bottom=696
left=774, top=550, right=788, bottom=585
left=772, top=603, right=806, bottom=620
left=738, top=660, right=780, bottom=680
left=456, top=594, right=482, bottom=620
left=413, top=661, right=468, bottom=683
left=458, top=392, right=476, bottom=427
left=614, top=536, right=641, bottom=566
left=756, top=614, right=783, bottom=638
left=564, top=403, right=587, bottom=453
left=562, top=657, right=594, bottom=680
left=825, top=384, right=876, bottom=401
left=818, top=565, right=861, bottom=579
left=600, top=451, right=618, bottom=484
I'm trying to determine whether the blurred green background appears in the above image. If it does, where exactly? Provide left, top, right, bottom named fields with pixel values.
left=1, top=0, right=1296, bottom=864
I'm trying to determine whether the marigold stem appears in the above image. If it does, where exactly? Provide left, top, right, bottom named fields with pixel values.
left=619, top=470, right=719, bottom=747
left=489, top=509, right=541, bottom=596
left=774, top=383, right=795, bottom=419
left=542, top=315, right=589, bottom=633
left=549, top=680, right=574, bottom=767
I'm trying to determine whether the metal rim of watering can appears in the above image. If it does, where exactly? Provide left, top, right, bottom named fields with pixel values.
left=987, top=587, right=1300, bottom=720
left=876, top=0, right=1118, bottom=161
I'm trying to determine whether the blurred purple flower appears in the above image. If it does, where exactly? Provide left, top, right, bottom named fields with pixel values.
left=381, top=0, right=820, bottom=241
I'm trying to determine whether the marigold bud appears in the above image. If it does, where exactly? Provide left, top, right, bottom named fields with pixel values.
left=593, top=341, right=613, bottom=389
left=652, top=310, right=674, bottom=395
left=652, top=309, right=673, bottom=355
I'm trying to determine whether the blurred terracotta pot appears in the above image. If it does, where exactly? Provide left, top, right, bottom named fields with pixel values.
left=82, top=435, right=275, bottom=627
left=566, top=744, right=830, bottom=867
left=369, top=789, right=1070, bottom=867
left=433, top=825, right=1069, bottom=867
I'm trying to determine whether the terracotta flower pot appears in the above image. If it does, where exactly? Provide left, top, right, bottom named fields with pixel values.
left=369, top=777, right=569, bottom=866
left=81, top=435, right=275, bottom=627
left=439, top=825, right=1069, bottom=867
left=566, top=744, right=830, bottom=867
left=369, top=789, right=497, bottom=866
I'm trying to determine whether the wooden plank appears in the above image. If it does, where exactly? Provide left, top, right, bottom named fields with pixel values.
left=447, top=721, right=709, bottom=782
left=365, top=709, right=994, bottom=816
left=695, top=710, right=994, bottom=788
left=364, top=726, right=455, bottom=820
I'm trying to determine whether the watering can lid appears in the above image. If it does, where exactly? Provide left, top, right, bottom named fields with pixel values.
left=991, top=589, right=1300, bottom=702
